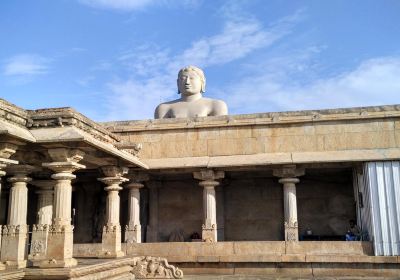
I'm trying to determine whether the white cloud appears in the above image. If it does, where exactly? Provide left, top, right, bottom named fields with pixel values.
left=223, top=56, right=400, bottom=114
left=103, top=12, right=301, bottom=120
left=3, top=54, right=50, bottom=76
left=78, top=0, right=202, bottom=12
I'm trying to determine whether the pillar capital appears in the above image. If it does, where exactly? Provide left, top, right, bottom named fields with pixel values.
left=43, top=162, right=85, bottom=175
left=273, top=165, right=305, bottom=178
left=46, top=148, right=84, bottom=163
left=127, top=170, right=149, bottom=183
left=6, top=164, right=36, bottom=177
left=199, top=180, right=220, bottom=188
left=0, top=142, right=19, bottom=160
left=126, top=182, right=145, bottom=189
left=193, top=169, right=224, bottom=182
left=278, top=177, right=300, bottom=185
left=98, top=177, right=128, bottom=189
left=101, top=165, right=128, bottom=178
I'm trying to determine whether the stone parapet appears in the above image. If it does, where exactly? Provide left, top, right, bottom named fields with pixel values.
left=103, top=104, right=400, bottom=132
left=103, top=104, right=400, bottom=165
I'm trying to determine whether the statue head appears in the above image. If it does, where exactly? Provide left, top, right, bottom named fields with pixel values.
left=177, top=66, right=206, bottom=96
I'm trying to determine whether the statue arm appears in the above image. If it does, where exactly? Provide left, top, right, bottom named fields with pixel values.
left=154, top=104, right=170, bottom=119
left=212, top=100, right=228, bottom=116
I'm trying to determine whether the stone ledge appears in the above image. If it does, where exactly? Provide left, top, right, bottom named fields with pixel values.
left=102, top=104, right=400, bottom=132
left=142, top=148, right=400, bottom=169
left=166, top=254, right=399, bottom=264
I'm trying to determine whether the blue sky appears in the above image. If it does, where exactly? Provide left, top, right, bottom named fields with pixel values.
left=0, top=0, right=399, bottom=121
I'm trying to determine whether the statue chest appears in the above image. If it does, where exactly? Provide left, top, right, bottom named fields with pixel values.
left=169, top=104, right=211, bottom=118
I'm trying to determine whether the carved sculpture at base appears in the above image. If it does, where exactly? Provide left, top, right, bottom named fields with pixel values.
left=131, top=256, right=183, bottom=279
left=155, top=66, right=228, bottom=119
left=29, top=224, right=49, bottom=263
left=0, top=225, right=28, bottom=269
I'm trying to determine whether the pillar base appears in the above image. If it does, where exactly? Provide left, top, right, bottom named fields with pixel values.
left=125, top=224, right=141, bottom=243
left=33, top=258, right=77, bottom=268
left=29, top=224, right=50, bottom=261
left=99, top=225, right=125, bottom=258
left=0, top=225, right=28, bottom=267
left=202, top=224, right=217, bottom=243
left=285, top=222, right=299, bottom=241
left=38, top=225, right=75, bottom=268
left=3, top=260, right=27, bottom=269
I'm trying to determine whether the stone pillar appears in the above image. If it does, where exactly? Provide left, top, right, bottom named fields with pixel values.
left=125, top=172, right=149, bottom=244
left=0, top=143, right=18, bottom=270
left=146, top=181, right=161, bottom=243
left=38, top=148, right=85, bottom=268
left=0, top=164, right=5, bottom=271
left=273, top=165, right=305, bottom=242
left=29, top=180, right=54, bottom=262
left=98, top=166, right=128, bottom=258
left=194, top=170, right=224, bottom=243
left=1, top=165, right=35, bottom=269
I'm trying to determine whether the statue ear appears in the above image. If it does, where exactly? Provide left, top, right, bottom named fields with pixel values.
left=177, top=79, right=180, bottom=94
left=201, top=80, right=206, bottom=93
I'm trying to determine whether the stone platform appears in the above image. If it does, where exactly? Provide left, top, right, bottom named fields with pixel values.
left=73, top=242, right=400, bottom=278
left=0, top=256, right=183, bottom=280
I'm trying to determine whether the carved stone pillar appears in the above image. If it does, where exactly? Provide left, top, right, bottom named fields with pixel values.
left=0, top=163, right=5, bottom=271
left=37, top=148, right=85, bottom=268
left=194, top=170, right=224, bottom=243
left=29, top=180, right=54, bottom=262
left=0, top=142, right=18, bottom=270
left=125, top=172, right=149, bottom=244
left=98, top=166, right=128, bottom=258
left=1, top=165, right=35, bottom=269
left=146, top=181, right=161, bottom=243
left=273, top=165, right=305, bottom=242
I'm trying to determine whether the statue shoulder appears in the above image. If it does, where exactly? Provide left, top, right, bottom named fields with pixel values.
left=154, top=98, right=182, bottom=118
left=211, top=98, right=228, bottom=116
left=154, top=102, right=171, bottom=119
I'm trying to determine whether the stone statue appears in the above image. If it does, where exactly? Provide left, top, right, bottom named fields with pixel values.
left=154, top=66, right=228, bottom=119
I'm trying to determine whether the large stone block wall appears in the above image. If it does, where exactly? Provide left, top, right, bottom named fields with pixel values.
left=157, top=179, right=203, bottom=242
left=224, top=177, right=284, bottom=241
left=111, top=117, right=399, bottom=160
left=297, top=169, right=355, bottom=237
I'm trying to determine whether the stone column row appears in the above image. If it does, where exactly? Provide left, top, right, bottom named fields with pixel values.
left=0, top=146, right=151, bottom=269
left=142, top=167, right=304, bottom=243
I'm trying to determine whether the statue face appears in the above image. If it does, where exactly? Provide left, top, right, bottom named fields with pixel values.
left=177, top=70, right=202, bottom=96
